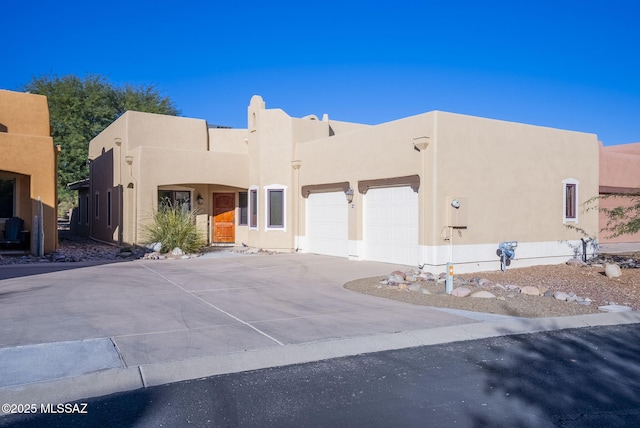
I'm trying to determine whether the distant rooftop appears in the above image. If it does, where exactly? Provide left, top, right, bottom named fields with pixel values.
left=207, top=124, right=232, bottom=129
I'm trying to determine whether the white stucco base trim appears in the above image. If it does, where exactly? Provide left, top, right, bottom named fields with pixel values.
left=419, top=240, right=589, bottom=274
left=298, top=237, right=590, bottom=275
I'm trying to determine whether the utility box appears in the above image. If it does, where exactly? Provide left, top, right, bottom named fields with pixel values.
left=446, top=197, right=468, bottom=228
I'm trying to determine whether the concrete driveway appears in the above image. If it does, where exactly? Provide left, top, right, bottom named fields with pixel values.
left=1, top=251, right=639, bottom=405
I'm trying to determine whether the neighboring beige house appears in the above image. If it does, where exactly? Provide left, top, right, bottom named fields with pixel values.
left=599, top=142, right=640, bottom=245
left=0, top=89, right=58, bottom=254
left=87, top=95, right=600, bottom=273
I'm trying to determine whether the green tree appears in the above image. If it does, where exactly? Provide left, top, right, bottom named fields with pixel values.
left=22, top=74, right=180, bottom=216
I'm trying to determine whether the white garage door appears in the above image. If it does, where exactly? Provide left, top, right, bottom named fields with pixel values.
left=305, top=191, right=349, bottom=258
left=363, top=186, right=419, bottom=266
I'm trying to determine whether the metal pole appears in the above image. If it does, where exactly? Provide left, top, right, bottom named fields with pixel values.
left=445, top=262, right=453, bottom=294
left=446, top=226, right=454, bottom=294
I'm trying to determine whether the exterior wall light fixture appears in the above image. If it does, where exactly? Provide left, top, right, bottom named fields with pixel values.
left=345, top=188, right=354, bottom=204
left=197, top=194, right=204, bottom=205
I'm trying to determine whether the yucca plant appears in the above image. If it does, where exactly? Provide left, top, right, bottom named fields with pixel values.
left=144, top=201, right=206, bottom=254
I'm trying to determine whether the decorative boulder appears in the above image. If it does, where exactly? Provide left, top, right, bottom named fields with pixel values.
left=418, top=272, right=435, bottom=281
left=604, top=263, right=622, bottom=278
left=391, top=270, right=406, bottom=280
left=553, top=292, right=569, bottom=301
left=389, top=273, right=405, bottom=283
left=171, top=247, right=184, bottom=256
left=520, top=286, right=541, bottom=296
left=471, top=290, right=496, bottom=299
left=451, top=287, right=471, bottom=297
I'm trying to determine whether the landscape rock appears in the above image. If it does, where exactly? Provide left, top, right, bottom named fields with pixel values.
left=147, top=242, right=162, bottom=252
left=598, top=304, right=632, bottom=312
left=478, top=278, right=494, bottom=287
left=471, top=290, right=496, bottom=299
left=566, top=258, right=586, bottom=266
left=604, top=263, right=622, bottom=278
left=391, top=270, right=406, bottom=280
left=553, top=292, right=569, bottom=301
left=171, top=247, right=184, bottom=256
left=408, top=284, right=422, bottom=292
left=451, top=287, right=471, bottom=297
left=520, top=285, right=541, bottom=296
left=388, top=273, right=405, bottom=283
left=418, top=272, right=435, bottom=281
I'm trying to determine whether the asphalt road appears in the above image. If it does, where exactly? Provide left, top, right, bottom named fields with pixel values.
left=2, top=324, right=640, bottom=427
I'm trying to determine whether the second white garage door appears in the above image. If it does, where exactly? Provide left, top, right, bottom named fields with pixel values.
left=363, top=186, right=419, bottom=266
left=305, top=191, right=349, bottom=258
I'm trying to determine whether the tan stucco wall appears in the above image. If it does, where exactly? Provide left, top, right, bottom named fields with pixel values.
left=0, top=90, right=58, bottom=253
left=89, top=111, right=250, bottom=246
left=86, top=95, right=601, bottom=265
left=599, top=142, right=640, bottom=243
left=433, top=111, right=600, bottom=246
left=295, top=110, right=432, bottom=244
left=295, top=110, right=599, bottom=251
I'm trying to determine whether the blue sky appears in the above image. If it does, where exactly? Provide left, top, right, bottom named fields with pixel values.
left=3, top=1, right=639, bottom=145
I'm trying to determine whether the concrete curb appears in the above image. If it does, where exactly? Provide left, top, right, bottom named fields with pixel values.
left=2, top=311, right=639, bottom=408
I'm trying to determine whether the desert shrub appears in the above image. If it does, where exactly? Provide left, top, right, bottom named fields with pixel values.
left=144, top=201, right=205, bottom=254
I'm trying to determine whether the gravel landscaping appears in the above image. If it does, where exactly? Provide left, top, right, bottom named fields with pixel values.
left=345, top=255, right=640, bottom=318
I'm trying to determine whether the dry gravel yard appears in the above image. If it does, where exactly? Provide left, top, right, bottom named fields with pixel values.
left=345, top=255, right=640, bottom=318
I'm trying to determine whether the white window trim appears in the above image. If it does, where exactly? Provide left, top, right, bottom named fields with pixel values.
left=249, top=185, right=259, bottom=230
left=562, top=178, right=579, bottom=223
left=264, top=184, right=287, bottom=232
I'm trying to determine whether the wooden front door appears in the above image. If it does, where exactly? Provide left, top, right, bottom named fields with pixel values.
left=212, top=193, right=235, bottom=243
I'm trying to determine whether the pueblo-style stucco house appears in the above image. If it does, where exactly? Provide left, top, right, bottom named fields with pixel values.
left=0, top=89, right=58, bottom=254
left=598, top=142, right=640, bottom=245
left=85, top=95, right=600, bottom=273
